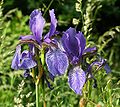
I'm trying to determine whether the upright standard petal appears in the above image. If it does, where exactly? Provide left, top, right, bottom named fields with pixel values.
left=29, top=9, right=45, bottom=44
left=61, top=32, right=73, bottom=60
left=61, top=27, right=82, bottom=64
left=68, top=66, right=86, bottom=95
left=49, top=9, right=57, bottom=37
left=66, top=28, right=80, bottom=57
left=46, top=48, right=69, bottom=76
left=76, top=31, right=86, bottom=54
left=11, top=45, right=21, bottom=70
left=30, top=9, right=39, bottom=23
left=44, top=9, right=57, bottom=40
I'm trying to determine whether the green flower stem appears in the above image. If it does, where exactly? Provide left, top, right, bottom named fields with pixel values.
left=40, top=48, right=45, bottom=66
left=40, top=48, right=46, bottom=107
left=35, top=48, right=43, bottom=107
left=36, top=82, right=39, bottom=107
left=35, top=47, right=46, bottom=107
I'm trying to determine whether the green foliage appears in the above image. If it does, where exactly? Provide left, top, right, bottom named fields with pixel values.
left=0, top=0, right=120, bottom=106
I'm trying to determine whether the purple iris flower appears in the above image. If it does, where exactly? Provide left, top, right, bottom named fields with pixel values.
left=61, top=27, right=98, bottom=95
left=61, top=27, right=87, bottom=94
left=11, top=45, right=37, bottom=70
left=20, top=9, right=57, bottom=44
left=20, top=9, right=68, bottom=78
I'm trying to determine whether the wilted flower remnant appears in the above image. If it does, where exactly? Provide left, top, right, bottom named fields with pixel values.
left=11, top=8, right=111, bottom=103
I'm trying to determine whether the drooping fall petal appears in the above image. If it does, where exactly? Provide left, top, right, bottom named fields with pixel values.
left=11, top=46, right=37, bottom=70
left=46, top=48, right=69, bottom=76
left=68, top=66, right=86, bottom=95
left=11, top=45, right=21, bottom=70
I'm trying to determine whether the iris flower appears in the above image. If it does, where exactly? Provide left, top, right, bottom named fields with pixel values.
left=61, top=27, right=110, bottom=95
left=20, top=9, right=57, bottom=44
left=11, top=9, right=69, bottom=78
left=61, top=27, right=92, bottom=94
left=11, top=9, right=57, bottom=72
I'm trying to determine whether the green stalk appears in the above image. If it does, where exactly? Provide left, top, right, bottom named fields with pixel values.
left=35, top=48, right=42, bottom=107
left=40, top=48, right=46, bottom=107
left=36, top=82, right=39, bottom=107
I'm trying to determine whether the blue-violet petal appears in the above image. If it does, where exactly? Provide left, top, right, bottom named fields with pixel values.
left=11, top=45, right=21, bottom=70
left=68, top=66, right=86, bottom=95
left=45, top=9, right=57, bottom=38
left=29, top=9, right=45, bottom=43
left=20, top=58, right=37, bottom=69
left=46, top=48, right=69, bottom=76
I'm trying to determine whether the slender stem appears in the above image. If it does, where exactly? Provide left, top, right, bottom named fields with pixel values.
left=42, top=74, right=46, bottom=107
left=36, top=82, right=39, bottom=107
left=35, top=48, right=42, bottom=107
left=43, top=0, right=54, bottom=17
left=40, top=48, right=46, bottom=107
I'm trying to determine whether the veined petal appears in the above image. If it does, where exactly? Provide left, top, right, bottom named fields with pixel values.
left=46, top=48, right=69, bottom=76
left=29, top=9, right=41, bottom=31
left=62, top=28, right=80, bottom=58
left=11, top=45, right=21, bottom=70
left=49, top=9, right=57, bottom=37
left=62, top=28, right=82, bottom=64
left=68, top=66, right=86, bottom=95
left=66, top=27, right=76, bottom=36
left=20, top=58, right=37, bottom=69
left=66, top=28, right=80, bottom=57
left=29, top=9, right=45, bottom=44
left=30, top=9, right=39, bottom=24
left=44, top=38, right=52, bottom=44
left=44, top=9, right=57, bottom=40
left=61, top=32, right=73, bottom=60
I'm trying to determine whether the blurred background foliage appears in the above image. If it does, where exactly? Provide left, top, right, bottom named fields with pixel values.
left=0, top=0, right=120, bottom=107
